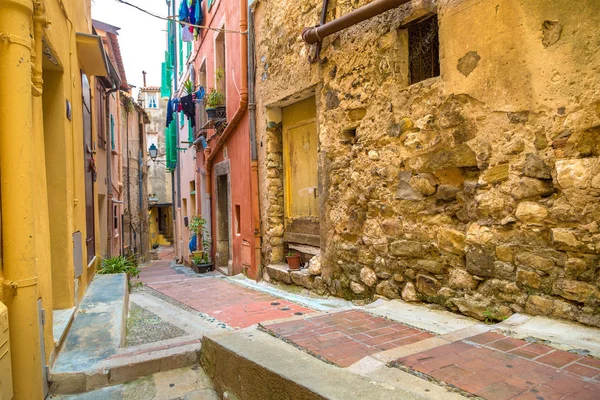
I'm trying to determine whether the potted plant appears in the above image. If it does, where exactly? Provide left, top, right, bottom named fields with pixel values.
left=192, top=251, right=213, bottom=273
left=205, top=68, right=226, bottom=119
left=189, top=215, right=213, bottom=273
left=285, top=251, right=302, bottom=271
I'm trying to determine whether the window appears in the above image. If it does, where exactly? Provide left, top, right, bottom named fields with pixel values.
left=408, top=15, right=440, bottom=84
left=235, top=204, right=241, bottom=235
left=215, top=29, right=226, bottom=98
left=113, top=205, right=118, bottom=230
left=147, top=94, right=157, bottom=109
left=110, top=114, right=115, bottom=151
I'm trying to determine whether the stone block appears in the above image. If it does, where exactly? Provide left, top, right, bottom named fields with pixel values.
left=312, top=276, right=328, bottom=296
left=290, top=270, right=315, bottom=289
left=436, top=185, right=460, bottom=201
left=437, top=227, right=466, bottom=255
left=307, top=256, right=322, bottom=276
left=375, top=280, right=401, bottom=299
left=523, top=154, right=552, bottom=179
left=359, top=267, right=377, bottom=287
left=510, top=177, right=555, bottom=200
left=414, top=259, right=443, bottom=274
left=401, top=282, right=419, bottom=302
left=553, top=279, right=599, bottom=303
left=525, top=296, right=554, bottom=316
left=265, top=264, right=292, bottom=284
left=407, top=144, right=478, bottom=172
left=466, top=247, right=495, bottom=277
left=516, top=268, right=542, bottom=289
left=551, top=228, right=584, bottom=251
left=515, top=201, right=548, bottom=223
left=449, top=268, right=478, bottom=290
left=350, top=281, right=366, bottom=294
left=555, top=158, right=595, bottom=189
left=390, top=240, right=423, bottom=257
left=515, top=252, right=554, bottom=272
left=409, top=174, right=437, bottom=195
left=416, top=274, right=440, bottom=297
left=479, top=163, right=509, bottom=185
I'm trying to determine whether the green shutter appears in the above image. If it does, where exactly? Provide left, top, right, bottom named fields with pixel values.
left=178, top=26, right=183, bottom=75
left=188, top=119, right=193, bottom=143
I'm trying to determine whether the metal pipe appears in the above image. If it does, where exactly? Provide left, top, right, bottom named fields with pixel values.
left=247, top=5, right=262, bottom=280
left=302, top=0, right=410, bottom=44
left=0, top=0, right=43, bottom=396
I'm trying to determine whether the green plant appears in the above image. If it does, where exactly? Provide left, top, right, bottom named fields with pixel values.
left=482, top=308, right=507, bottom=324
left=192, top=252, right=203, bottom=264
left=183, top=79, right=194, bottom=95
left=98, top=254, right=140, bottom=278
left=189, top=215, right=206, bottom=236
left=205, top=87, right=225, bottom=108
left=286, top=251, right=299, bottom=257
left=215, top=67, right=224, bottom=82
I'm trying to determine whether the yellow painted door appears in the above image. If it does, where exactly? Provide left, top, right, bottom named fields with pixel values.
left=282, top=97, right=319, bottom=244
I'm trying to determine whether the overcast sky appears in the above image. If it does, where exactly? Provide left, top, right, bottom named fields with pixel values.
left=91, top=0, right=167, bottom=92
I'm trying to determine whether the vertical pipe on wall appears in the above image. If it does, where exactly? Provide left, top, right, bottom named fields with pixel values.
left=0, top=0, right=43, bottom=397
left=247, top=5, right=262, bottom=279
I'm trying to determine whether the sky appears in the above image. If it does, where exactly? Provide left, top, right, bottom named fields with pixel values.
left=91, top=0, right=167, bottom=93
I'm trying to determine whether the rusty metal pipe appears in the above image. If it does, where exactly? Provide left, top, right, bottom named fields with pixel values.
left=302, top=0, right=410, bottom=44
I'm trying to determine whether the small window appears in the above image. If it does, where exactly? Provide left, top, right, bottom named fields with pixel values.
left=235, top=205, right=241, bottom=235
left=147, top=94, right=157, bottom=109
left=113, top=205, right=118, bottom=230
left=110, top=114, right=115, bottom=151
left=408, top=15, right=440, bottom=84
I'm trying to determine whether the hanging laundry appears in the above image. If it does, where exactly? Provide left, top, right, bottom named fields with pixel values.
left=166, top=98, right=174, bottom=127
left=182, top=27, right=194, bottom=42
left=180, top=94, right=196, bottom=128
left=195, top=86, right=205, bottom=101
left=194, top=0, right=203, bottom=36
left=178, top=0, right=190, bottom=25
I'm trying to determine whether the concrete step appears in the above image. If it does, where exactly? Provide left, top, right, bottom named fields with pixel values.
left=49, top=286, right=227, bottom=395
left=200, top=327, right=464, bottom=400
left=50, top=273, right=129, bottom=393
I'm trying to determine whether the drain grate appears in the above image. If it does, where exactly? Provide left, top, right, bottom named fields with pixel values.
left=279, top=307, right=291, bottom=311
left=270, top=302, right=281, bottom=306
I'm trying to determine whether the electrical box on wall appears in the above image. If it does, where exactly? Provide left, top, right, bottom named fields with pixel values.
left=0, top=301, right=13, bottom=399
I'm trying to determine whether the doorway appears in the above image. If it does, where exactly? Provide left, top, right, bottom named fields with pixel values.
left=215, top=171, right=231, bottom=272
left=282, top=97, right=319, bottom=247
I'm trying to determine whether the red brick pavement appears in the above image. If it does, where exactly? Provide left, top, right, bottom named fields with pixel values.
left=263, top=310, right=435, bottom=367
left=394, top=331, right=600, bottom=400
left=136, top=260, right=314, bottom=328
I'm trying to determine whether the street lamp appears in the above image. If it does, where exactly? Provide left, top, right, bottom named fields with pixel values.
left=148, top=143, right=158, bottom=161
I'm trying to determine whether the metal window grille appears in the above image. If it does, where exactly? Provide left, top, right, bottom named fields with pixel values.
left=408, top=15, right=440, bottom=85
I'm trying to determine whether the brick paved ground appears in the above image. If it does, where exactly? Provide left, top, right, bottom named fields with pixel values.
left=394, top=331, right=600, bottom=400
left=136, top=251, right=314, bottom=328
left=136, top=247, right=600, bottom=399
left=263, top=310, right=435, bottom=367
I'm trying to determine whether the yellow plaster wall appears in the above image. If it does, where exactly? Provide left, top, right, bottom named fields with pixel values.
left=0, top=0, right=102, bottom=396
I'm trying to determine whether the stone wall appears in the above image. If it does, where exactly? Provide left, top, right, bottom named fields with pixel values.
left=254, top=0, right=600, bottom=327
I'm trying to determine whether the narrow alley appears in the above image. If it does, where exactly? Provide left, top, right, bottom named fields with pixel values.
left=0, top=0, right=599, bottom=399
left=49, top=246, right=600, bottom=399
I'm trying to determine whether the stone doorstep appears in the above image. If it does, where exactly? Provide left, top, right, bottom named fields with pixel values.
left=49, top=339, right=202, bottom=395
left=201, top=327, right=464, bottom=400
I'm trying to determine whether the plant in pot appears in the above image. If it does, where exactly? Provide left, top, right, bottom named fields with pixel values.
left=205, top=67, right=226, bottom=119
left=285, top=251, right=302, bottom=271
left=97, top=254, right=141, bottom=288
left=189, top=215, right=213, bottom=273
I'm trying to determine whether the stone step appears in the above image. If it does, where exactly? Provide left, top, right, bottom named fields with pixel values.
left=200, top=327, right=461, bottom=400
left=50, top=273, right=129, bottom=393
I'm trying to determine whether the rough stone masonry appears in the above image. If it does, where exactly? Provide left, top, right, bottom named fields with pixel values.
left=253, top=0, right=600, bottom=327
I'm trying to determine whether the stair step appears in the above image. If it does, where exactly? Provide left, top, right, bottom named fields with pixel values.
left=200, top=328, right=441, bottom=400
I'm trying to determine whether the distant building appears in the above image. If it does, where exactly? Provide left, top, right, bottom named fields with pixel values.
left=141, top=86, right=174, bottom=253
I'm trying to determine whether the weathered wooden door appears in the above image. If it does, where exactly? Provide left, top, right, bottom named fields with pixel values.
left=282, top=97, right=319, bottom=246
left=81, top=72, right=95, bottom=264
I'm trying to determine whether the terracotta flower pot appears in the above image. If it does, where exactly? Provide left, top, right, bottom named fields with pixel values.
left=285, top=254, right=301, bottom=271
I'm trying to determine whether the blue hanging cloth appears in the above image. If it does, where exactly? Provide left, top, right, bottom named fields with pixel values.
left=195, top=86, right=205, bottom=100
left=195, top=0, right=203, bottom=32
left=178, top=0, right=190, bottom=24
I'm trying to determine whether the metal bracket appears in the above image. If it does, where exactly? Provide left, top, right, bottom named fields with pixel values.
left=3, top=276, right=38, bottom=297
